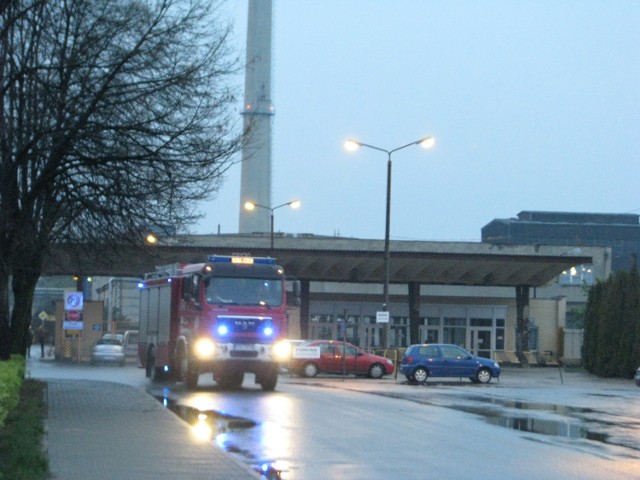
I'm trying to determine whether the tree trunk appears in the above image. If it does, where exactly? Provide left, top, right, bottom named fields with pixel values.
left=0, top=267, right=11, bottom=360
left=10, top=267, right=40, bottom=357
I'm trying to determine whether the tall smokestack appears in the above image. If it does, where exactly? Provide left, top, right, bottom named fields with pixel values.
left=239, top=0, right=273, bottom=233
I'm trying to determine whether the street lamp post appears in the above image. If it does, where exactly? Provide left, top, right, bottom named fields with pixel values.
left=345, top=137, right=435, bottom=338
left=244, top=200, right=301, bottom=249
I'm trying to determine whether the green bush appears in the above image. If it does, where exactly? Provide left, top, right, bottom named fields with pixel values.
left=0, top=379, right=48, bottom=480
left=0, top=356, right=25, bottom=430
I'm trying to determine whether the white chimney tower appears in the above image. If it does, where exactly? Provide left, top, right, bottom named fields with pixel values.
left=238, top=0, right=273, bottom=233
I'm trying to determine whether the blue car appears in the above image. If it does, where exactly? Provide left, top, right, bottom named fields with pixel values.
left=400, top=343, right=501, bottom=384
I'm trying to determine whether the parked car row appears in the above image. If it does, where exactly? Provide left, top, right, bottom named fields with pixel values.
left=90, top=332, right=636, bottom=387
left=285, top=340, right=501, bottom=384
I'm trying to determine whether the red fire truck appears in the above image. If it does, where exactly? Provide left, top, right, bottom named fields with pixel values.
left=138, top=254, right=298, bottom=391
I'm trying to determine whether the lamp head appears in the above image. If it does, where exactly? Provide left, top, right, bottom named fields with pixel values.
left=418, top=136, right=435, bottom=149
left=244, top=201, right=256, bottom=211
left=344, top=139, right=361, bottom=152
left=145, top=233, right=158, bottom=245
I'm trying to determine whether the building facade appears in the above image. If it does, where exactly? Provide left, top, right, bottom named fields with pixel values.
left=482, top=211, right=640, bottom=273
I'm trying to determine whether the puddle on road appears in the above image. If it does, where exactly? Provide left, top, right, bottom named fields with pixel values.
left=155, top=395, right=286, bottom=479
left=444, top=395, right=640, bottom=453
left=449, top=402, right=608, bottom=442
left=378, top=387, right=640, bottom=454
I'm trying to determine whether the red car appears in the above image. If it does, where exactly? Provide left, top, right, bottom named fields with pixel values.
left=291, top=340, right=395, bottom=379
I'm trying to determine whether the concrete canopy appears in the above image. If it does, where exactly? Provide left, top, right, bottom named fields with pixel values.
left=45, top=234, right=606, bottom=287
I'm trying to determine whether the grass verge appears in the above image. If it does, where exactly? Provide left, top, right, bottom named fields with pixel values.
left=0, top=379, right=48, bottom=480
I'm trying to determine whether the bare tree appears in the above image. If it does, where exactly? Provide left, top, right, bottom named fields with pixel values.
left=0, top=0, right=244, bottom=359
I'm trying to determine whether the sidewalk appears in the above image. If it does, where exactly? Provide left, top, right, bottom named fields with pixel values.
left=43, top=378, right=260, bottom=479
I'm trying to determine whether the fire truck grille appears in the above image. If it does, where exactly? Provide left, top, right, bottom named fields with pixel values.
left=229, top=350, right=259, bottom=358
left=218, top=316, right=272, bottom=334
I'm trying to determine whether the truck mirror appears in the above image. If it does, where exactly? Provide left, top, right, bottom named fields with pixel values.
left=293, top=280, right=301, bottom=306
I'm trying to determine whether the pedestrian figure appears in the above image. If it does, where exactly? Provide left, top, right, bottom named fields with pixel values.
left=37, top=324, right=46, bottom=358
left=26, top=325, right=34, bottom=358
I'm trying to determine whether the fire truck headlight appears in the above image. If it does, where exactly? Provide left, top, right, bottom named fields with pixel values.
left=194, top=338, right=216, bottom=359
left=272, top=340, right=291, bottom=361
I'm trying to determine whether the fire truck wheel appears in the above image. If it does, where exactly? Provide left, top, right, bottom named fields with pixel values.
left=260, top=370, right=278, bottom=391
left=185, top=371, right=199, bottom=389
left=177, top=348, right=199, bottom=389
left=148, top=347, right=165, bottom=383
left=216, top=372, right=244, bottom=389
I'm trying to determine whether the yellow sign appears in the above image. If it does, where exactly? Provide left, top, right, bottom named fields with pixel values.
left=232, top=256, right=254, bottom=264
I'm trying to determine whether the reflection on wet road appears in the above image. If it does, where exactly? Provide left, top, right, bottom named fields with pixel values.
left=150, top=373, right=640, bottom=480
left=153, top=381, right=293, bottom=479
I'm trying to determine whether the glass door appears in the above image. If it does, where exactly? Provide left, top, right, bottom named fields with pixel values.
left=470, top=328, right=492, bottom=359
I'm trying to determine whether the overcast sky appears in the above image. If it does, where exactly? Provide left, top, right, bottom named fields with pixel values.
left=194, top=0, right=640, bottom=242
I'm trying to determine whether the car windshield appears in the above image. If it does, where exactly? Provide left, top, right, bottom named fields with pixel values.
left=205, top=277, right=283, bottom=307
left=97, top=338, right=122, bottom=346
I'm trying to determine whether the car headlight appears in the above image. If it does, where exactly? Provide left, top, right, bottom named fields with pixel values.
left=194, top=338, right=216, bottom=359
left=272, top=340, right=292, bottom=361
left=386, top=358, right=394, bottom=365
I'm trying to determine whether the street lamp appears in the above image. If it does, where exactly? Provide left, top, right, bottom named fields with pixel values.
left=244, top=200, right=301, bottom=249
left=344, top=136, right=435, bottom=316
left=144, top=233, right=158, bottom=245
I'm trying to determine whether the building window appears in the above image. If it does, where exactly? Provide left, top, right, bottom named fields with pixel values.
left=443, top=317, right=466, bottom=347
left=390, top=316, right=410, bottom=347
left=496, top=319, right=505, bottom=350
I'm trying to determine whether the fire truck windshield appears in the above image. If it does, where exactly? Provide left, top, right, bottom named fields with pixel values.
left=205, top=277, right=283, bottom=307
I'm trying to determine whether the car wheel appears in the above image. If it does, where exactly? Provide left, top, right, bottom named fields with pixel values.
left=476, top=367, right=492, bottom=384
left=301, top=362, right=319, bottom=378
left=413, top=367, right=429, bottom=383
left=368, top=363, right=385, bottom=379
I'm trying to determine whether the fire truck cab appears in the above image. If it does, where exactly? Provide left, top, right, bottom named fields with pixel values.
left=138, top=254, right=295, bottom=391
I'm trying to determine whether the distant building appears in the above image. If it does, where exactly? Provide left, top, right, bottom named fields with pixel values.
left=482, top=211, right=640, bottom=273
left=95, top=277, right=141, bottom=333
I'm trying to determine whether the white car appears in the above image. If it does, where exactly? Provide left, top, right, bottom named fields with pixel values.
left=91, top=336, right=126, bottom=366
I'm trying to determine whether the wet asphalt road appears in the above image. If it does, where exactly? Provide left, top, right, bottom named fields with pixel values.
left=29, top=359, right=640, bottom=480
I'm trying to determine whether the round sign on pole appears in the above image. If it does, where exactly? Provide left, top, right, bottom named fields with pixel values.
left=67, top=310, right=80, bottom=322
left=65, top=292, right=84, bottom=311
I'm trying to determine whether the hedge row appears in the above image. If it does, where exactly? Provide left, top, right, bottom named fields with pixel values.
left=0, top=356, right=25, bottom=429
left=583, top=269, right=640, bottom=378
